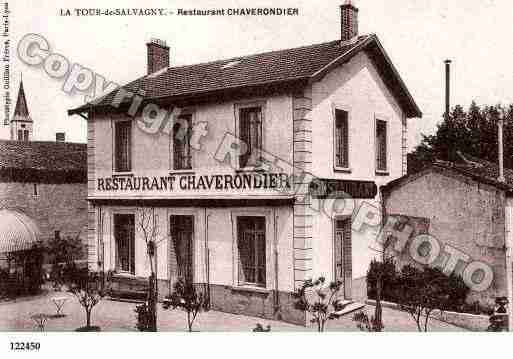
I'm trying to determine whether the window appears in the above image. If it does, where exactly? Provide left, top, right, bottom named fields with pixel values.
left=239, top=106, right=262, bottom=168
left=114, top=213, right=135, bottom=274
left=23, top=130, right=29, bottom=141
left=173, top=115, right=192, bottom=170
left=33, top=183, right=38, bottom=196
left=114, top=121, right=132, bottom=172
left=334, top=109, right=349, bottom=168
left=17, top=130, right=23, bottom=141
left=237, top=216, right=266, bottom=287
left=170, top=215, right=194, bottom=283
left=376, top=119, right=388, bottom=172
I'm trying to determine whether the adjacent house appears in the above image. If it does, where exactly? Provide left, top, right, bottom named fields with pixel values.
left=382, top=154, right=513, bottom=309
left=0, top=79, right=88, bottom=272
left=68, top=2, right=421, bottom=325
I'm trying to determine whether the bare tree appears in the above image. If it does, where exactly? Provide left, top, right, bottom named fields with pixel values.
left=136, top=207, right=169, bottom=332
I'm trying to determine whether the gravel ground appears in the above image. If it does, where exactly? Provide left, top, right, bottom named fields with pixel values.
left=0, top=291, right=465, bottom=332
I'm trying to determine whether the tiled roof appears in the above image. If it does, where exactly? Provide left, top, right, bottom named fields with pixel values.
left=384, top=153, right=513, bottom=193
left=69, top=35, right=421, bottom=118
left=0, top=140, right=87, bottom=183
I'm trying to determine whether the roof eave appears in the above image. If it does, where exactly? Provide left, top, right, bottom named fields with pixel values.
left=68, top=77, right=310, bottom=117
left=382, top=164, right=513, bottom=195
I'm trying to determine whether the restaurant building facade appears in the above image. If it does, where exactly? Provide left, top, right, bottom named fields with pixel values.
left=69, top=2, right=421, bottom=325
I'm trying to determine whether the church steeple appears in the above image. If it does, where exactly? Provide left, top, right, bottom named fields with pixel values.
left=11, top=75, right=33, bottom=141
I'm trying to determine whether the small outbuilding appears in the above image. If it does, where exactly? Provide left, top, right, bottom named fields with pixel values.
left=382, top=154, right=513, bottom=309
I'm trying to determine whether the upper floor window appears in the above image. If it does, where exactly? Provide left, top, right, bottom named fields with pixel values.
left=173, top=114, right=193, bottom=170
left=334, top=109, right=349, bottom=169
left=239, top=106, right=262, bottom=168
left=376, top=119, right=388, bottom=172
left=17, top=129, right=29, bottom=141
left=114, top=121, right=132, bottom=172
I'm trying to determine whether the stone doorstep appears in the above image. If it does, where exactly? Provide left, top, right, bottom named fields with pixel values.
left=332, top=300, right=366, bottom=318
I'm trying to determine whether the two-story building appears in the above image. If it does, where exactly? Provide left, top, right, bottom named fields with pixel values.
left=69, top=1, right=421, bottom=325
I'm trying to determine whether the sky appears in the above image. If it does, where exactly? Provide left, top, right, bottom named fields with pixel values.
left=3, top=0, right=513, bottom=148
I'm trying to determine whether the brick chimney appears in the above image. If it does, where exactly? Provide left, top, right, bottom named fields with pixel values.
left=146, top=38, right=170, bottom=75
left=340, top=0, right=359, bottom=44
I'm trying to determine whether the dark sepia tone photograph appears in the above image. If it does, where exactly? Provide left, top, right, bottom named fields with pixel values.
left=0, top=2, right=512, bottom=354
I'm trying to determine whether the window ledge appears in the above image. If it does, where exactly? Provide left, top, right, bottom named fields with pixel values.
left=334, top=167, right=352, bottom=174
left=113, top=172, right=134, bottom=177
left=169, top=170, right=195, bottom=175
left=112, top=272, right=137, bottom=279
left=230, top=285, right=270, bottom=295
left=375, top=170, right=390, bottom=176
left=235, top=168, right=266, bottom=174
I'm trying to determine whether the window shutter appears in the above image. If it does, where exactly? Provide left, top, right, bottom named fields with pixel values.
left=239, top=109, right=251, bottom=168
left=129, top=214, right=135, bottom=275
left=342, top=219, right=352, bottom=299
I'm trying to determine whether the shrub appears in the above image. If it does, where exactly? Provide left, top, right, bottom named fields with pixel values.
left=135, top=302, right=154, bottom=332
left=366, top=258, right=399, bottom=302
left=293, top=277, right=350, bottom=332
left=353, top=310, right=383, bottom=332
left=253, top=323, right=271, bottom=332
left=46, top=233, right=85, bottom=290
left=163, top=278, right=209, bottom=332
left=0, top=268, right=9, bottom=299
left=460, top=301, right=494, bottom=316
left=395, top=265, right=470, bottom=331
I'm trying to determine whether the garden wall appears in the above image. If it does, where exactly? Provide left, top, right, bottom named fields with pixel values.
left=365, top=299, right=489, bottom=331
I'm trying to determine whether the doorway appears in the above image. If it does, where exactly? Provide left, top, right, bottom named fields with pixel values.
left=334, top=217, right=352, bottom=299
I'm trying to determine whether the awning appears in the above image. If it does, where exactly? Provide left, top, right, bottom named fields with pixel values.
left=0, top=209, right=41, bottom=253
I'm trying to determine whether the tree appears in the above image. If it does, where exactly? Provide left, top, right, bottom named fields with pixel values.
left=68, top=270, right=105, bottom=331
left=409, top=102, right=513, bottom=173
left=137, top=207, right=165, bottom=332
left=293, top=277, right=349, bottom=332
left=395, top=265, right=468, bottom=332
left=365, top=231, right=397, bottom=332
left=163, top=277, right=209, bottom=332
left=46, top=231, right=85, bottom=290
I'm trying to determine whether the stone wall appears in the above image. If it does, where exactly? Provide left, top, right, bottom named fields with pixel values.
left=384, top=169, right=508, bottom=307
left=0, top=182, right=88, bottom=251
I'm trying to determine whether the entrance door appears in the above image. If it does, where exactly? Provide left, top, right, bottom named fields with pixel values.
left=170, top=215, right=194, bottom=284
left=334, top=218, right=352, bottom=299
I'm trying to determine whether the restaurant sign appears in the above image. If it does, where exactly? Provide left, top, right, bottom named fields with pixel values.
left=309, top=179, right=377, bottom=199
left=97, top=173, right=292, bottom=192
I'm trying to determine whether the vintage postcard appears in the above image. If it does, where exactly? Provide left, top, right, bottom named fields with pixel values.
left=0, top=0, right=512, bottom=350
